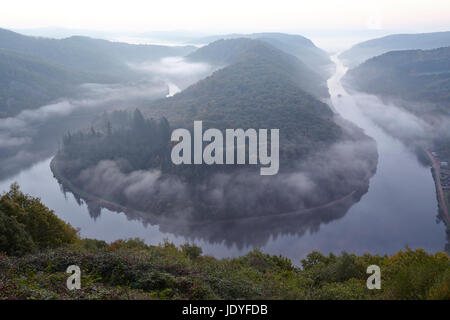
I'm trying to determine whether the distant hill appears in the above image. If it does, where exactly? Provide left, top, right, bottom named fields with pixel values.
left=343, top=46, right=450, bottom=115
left=0, top=28, right=196, bottom=79
left=340, top=31, right=450, bottom=68
left=0, top=49, right=93, bottom=118
left=186, top=38, right=258, bottom=66
left=0, top=28, right=196, bottom=117
left=189, top=32, right=332, bottom=76
left=187, top=39, right=329, bottom=98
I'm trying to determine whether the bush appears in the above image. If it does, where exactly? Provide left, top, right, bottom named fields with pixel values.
left=382, top=249, right=450, bottom=299
left=0, top=210, right=36, bottom=256
left=109, top=238, right=149, bottom=252
left=180, top=243, right=202, bottom=260
left=77, top=239, right=109, bottom=252
left=0, top=183, right=78, bottom=254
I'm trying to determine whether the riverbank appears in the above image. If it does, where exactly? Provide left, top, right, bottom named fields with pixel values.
left=426, top=150, right=450, bottom=227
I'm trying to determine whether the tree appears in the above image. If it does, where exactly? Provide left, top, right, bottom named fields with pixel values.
left=106, top=121, right=112, bottom=136
left=181, top=243, right=203, bottom=260
left=133, top=108, right=146, bottom=133
left=0, top=210, right=36, bottom=256
left=158, top=117, right=171, bottom=142
left=0, top=183, right=78, bottom=252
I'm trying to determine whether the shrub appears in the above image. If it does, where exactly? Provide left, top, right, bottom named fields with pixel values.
left=0, top=183, right=78, bottom=253
left=77, top=239, right=109, bottom=252
left=180, top=243, right=202, bottom=260
left=0, top=210, right=36, bottom=256
left=109, top=238, right=149, bottom=252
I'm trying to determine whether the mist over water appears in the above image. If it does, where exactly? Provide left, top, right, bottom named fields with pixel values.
left=0, top=80, right=168, bottom=180
left=128, top=56, right=215, bottom=92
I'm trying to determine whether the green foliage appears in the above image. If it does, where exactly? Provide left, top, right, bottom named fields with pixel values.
left=0, top=183, right=78, bottom=255
left=181, top=243, right=203, bottom=260
left=317, top=279, right=368, bottom=300
left=381, top=248, right=450, bottom=299
left=0, top=242, right=448, bottom=300
left=109, top=238, right=149, bottom=252
left=76, top=239, right=109, bottom=252
left=0, top=210, right=36, bottom=256
left=301, top=251, right=366, bottom=286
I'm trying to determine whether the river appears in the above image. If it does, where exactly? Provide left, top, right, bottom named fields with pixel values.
left=0, top=56, right=447, bottom=263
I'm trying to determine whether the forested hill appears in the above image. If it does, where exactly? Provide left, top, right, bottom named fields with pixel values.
left=186, top=38, right=329, bottom=99
left=188, top=33, right=332, bottom=77
left=146, top=39, right=337, bottom=147
left=343, top=46, right=450, bottom=115
left=187, top=38, right=259, bottom=66
left=340, top=31, right=450, bottom=68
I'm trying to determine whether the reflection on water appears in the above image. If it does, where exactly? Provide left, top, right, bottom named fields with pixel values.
left=0, top=56, right=447, bottom=263
left=79, top=185, right=368, bottom=249
left=0, top=157, right=367, bottom=259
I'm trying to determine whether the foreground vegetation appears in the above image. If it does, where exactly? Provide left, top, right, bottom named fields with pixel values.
left=3, top=239, right=449, bottom=300
left=0, top=184, right=448, bottom=300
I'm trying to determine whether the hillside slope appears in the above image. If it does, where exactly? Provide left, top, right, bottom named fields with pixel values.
left=0, top=49, right=92, bottom=117
left=150, top=39, right=337, bottom=144
left=340, top=31, right=450, bottom=67
left=187, top=39, right=329, bottom=98
left=343, top=46, right=450, bottom=115
left=0, top=28, right=196, bottom=117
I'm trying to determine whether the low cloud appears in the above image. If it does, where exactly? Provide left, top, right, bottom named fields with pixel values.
left=0, top=81, right=167, bottom=148
left=129, top=56, right=215, bottom=91
left=72, top=121, right=377, bottom=222
left=350, top=92, right=450, bottom=149
left=132, top=56, right=212, bottom=76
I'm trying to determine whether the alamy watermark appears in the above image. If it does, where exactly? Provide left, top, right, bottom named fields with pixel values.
left=170, top=121, right=280, bottom=175
left=366, top=265, right=381, bottom=289
left=66, top=265, right=81, bottom=290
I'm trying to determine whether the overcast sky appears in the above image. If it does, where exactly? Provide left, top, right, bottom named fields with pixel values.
left=1, top=0, right=450, bottom=34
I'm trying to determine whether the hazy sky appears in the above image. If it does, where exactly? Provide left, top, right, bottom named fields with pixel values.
left=2, top=0, right=450, bottom=34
